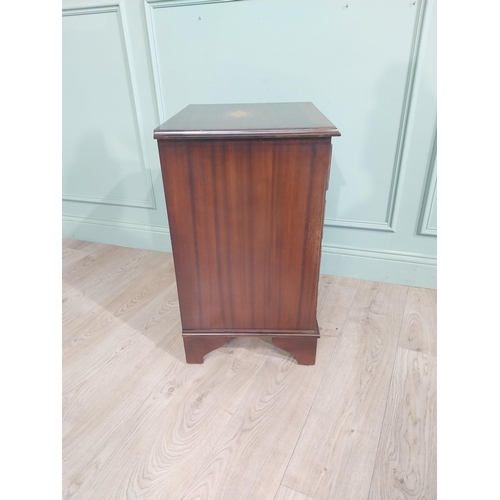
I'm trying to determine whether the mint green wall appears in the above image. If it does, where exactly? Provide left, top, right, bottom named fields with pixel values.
left=63, top=0, right=436, bottom=288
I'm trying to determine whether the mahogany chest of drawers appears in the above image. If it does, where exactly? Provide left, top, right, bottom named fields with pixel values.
left=154, top=102, right=340, bottom=364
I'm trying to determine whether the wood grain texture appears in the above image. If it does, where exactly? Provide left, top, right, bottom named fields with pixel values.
left=399, top=287, right=437, bottom=356
left=62, top=244, right=123, bottom=290
left=62, top=244, right=88, bottom=269
left=368, top=349, right=436, bottom=500
left=62, top=240, right=436, bottom=500
left=282, top=280, right=409, bottom=500
left=153, top=102, right=340, bottom=140
left=63, top=254, right=175, bottom=369
left=63, top=247, right=159, bottom=325
left=183, top=335, right=229, bottom=363
left=317, top=274, right=360, bottom=337
left=62, top=281, right=181, bottom=436
left=64, top=355, right=262, bottom=500
left=272, top=336, right=318, bottom=365
left=156, top=103, right=340, bottom=364
left=180, top=335, right=340, bottom=500
left=159, top=137, right=332, bottom=333
left=274, top=485, right=316, bottom=500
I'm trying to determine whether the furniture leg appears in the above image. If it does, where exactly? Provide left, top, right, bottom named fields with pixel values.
left=183, top=335, right=228, bottom=364
left=271, top=336, right=318, bottom=365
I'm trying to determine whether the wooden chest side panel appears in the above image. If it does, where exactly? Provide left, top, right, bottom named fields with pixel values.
left=158, top=138, right=331, bottom=332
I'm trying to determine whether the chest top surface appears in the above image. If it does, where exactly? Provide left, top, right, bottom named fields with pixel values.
left=153, top=102, right=340, bottom=140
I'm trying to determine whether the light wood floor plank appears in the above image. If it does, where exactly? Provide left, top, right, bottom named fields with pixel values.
left=399, top=287, right=437, bottom=356
left=64, top=347, right=179, bottom=496
left=62, top=249, right=169, bottom=325
left=62, top=246, right=88, bottom=269
left=180, top=335, right=340, bottom=500
left=62, top=254, right=176, bottom=367
left=368, top=348, right=436, bottom=500
left=62, top=244, right=128, bottom=291
left=63, top=353, right=263, bottom=500
left=63, top=275, right=179, bottom=385
left=274, top=484, right=316, bottom=500
left=178, top=271, right=359, bottom=499
left=282, top=280, right=409, bottom=500
left=62, top=241, right=436, bottom=500
left=62, top=283, right=181, bottom=436
left=64, top=239, right=104, bottom=254
left=221, top=336, right=287, bottom=365
left=317, top=274, right=360, bottom=337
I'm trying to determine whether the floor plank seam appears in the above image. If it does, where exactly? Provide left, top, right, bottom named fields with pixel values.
left=277, top=278, right=362, bottom=499
left=63, top=242, right=436, bottom=500
left=397, top=345, right=437, bottom=360
left=178, top=350, right=271, bottom=499
left=365, top=286, right=410, bottom=500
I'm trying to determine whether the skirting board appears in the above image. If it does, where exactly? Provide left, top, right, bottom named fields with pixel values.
left=320, top=243, right=436, bottom=289
left=62, top=215, right=172, bottom=253
left=62, top=215, right=436, bottom=289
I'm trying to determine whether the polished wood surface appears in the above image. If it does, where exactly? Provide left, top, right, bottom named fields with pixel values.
left=159, top=138, right=331, bottom=333
left=153, top=102, right=340, bottom=140
left=156, top=103, right=339, bottom=364
left=62, top=240, right=436, bottom=500
left=183, top=335, right=228, bottom=364
left=271, top=336, right=318, bottom=366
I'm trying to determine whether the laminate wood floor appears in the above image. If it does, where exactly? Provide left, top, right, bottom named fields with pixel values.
left=62, top=239, right=436, bottom=500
